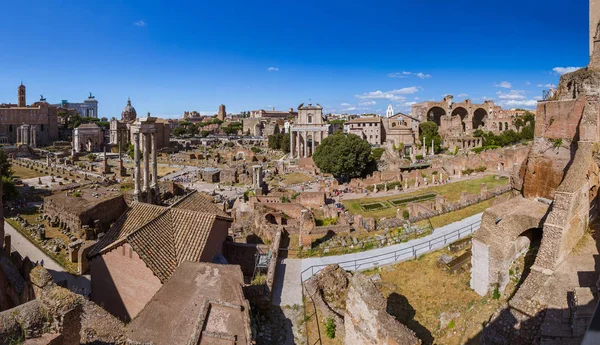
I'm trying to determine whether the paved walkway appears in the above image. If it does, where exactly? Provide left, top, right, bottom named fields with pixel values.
left=272, top=212, right=483, bottom=306
left=4, top=221, right=91, bottom=295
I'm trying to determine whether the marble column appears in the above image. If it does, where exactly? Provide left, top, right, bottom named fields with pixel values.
left=143, top=133, right=150, bottom=191
left=303, top=131, right=307, bottom=158
left=16, top=128, right=20, bottom=143
left=133, top=133, right=141, bottom=196
left=311, top=131, right=315, bottom=156
left=296, top=132, right=301, bottom=158
left=289, top=131, right=293, bottom=158
left=151, top=132, right=158, bottom=188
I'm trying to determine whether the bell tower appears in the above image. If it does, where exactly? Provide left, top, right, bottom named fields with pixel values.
left=18, top=82, right=26, bottom=107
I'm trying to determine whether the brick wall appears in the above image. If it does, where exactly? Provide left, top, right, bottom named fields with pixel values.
left=90, top=243, right=162, bottom=320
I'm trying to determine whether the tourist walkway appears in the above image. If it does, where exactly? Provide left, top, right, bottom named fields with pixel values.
left=271, top=212, right=483, bottom=306
left=4, top=221, right=91, bottom=295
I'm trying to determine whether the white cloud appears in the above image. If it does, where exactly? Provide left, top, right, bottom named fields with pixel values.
left=134, top=20, right=146, bottom=27
left=552, top=66, right=582, bottom=75
left=358, top=100, right=376, bottom=106
left=501, top=99, right=537, bottom=107
left=267, top=67, right=279, bottom=72
left=340, top=103, right=351, bottom=106
left=387, top=72, right=408, bottom=78
left=496, top=90, right=526, bottom=100
left=494, top=81, right=512, bottom=89
left=343, top=106, right=357, bottom=111
left=404, top=101, right=417, bottom=106
left=355, top=87, right=421, bottom=102
left=387, top=71, right=431, bottom=79
left=536, top=83, right=555, bottom=88
left=525, top=81, right=531, bottom=85
left=457, top=93, right=469, bottom=97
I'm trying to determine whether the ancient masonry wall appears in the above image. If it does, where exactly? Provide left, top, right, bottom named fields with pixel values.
left=344, top=274, right=421, bottom=345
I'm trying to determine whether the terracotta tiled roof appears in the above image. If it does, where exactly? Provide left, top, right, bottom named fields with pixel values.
left=90, top=193, right=232, bottom=282
left=172, top=192, right=230, bottom=219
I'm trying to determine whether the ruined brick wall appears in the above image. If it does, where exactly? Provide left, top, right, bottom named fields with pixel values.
left=521, top=98, right=585, bottom=199
left=297, top=192, right=325, bottom=209
left=344, top=274, right=421, bottom=345
left=90, top=243, right=162, bottom=320
left=44, top=194, right=126, bottom=236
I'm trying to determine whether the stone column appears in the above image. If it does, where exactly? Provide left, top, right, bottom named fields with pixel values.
left=151, top=132, right=157, bottom=188
left=311, top=131, right=315, bottom=156
left=290, top=131, right=295, bottom=158
left=16, top=127, right=20, bottom=143
left=133, top=133, right=141, bottom=196
left=143, top=133, right=150, bottom=191
left=303, top=131, right=308, bottom=158
left=296, top=132, right=301, bottom=158
left=32, top=127, right=36, bottom=147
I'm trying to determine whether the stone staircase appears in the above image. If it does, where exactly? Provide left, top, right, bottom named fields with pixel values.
left=540, top=287, right=598, bottom=345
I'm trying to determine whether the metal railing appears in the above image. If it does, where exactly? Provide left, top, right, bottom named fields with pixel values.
left=300, top=219, right=481, bottom=282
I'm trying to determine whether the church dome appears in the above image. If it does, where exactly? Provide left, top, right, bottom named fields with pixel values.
left=121, top=98, right=137, bottom=121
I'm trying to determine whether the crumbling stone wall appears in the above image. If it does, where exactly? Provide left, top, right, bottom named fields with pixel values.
left=44, top=194, right=126, bottom=236
left=344, top=274, right=421, bottom=345
left=297, top=191, right=325, bottom=209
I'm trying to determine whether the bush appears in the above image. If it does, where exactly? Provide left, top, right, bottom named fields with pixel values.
left=415, top=154, right=424, bottom=160
left=73, top=191, right=82, bottom=197
left=402, top=210, right=410, bottom=219
left=86, top=153, right=95, bottom=162
left=492, top=286, right=501, bottom=300
left=553, top=138, right=563, bottom=148
left=371, top=147, right=385, bottom=161
left=325, top=318, right=336, bottom=339
left=251, top=146, right=261, bottom=154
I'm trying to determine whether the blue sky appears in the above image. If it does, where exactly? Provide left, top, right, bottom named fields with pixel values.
left=0, top=0, right=589, bottom=118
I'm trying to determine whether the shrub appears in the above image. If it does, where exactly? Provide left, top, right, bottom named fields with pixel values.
left=280, top=196, right=290, bottom=203
left=86, top=153, right=95, bottom=162
left=475, top=166, right=487, bottom=172
left=251, top=146, right=261, bottom=154
left=325, top=318, right=336, bottom=339
left=553, top=138, right=563, bottom=148
left=371, top=147, right=385, bottom=161
left=492, top=286, right=501, bottom=300
left=415, top=154, right=424, bottom=160
left=73, top=191, right=82, bottom=197
left=402, top=210, right=410, bottom=219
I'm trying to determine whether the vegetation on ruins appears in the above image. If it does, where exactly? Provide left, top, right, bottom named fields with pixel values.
left=268, top=133, right=291, bottom=153
left=472, top=111, right=535, bottom=152
left=222, top=121, right=242, bottom=135
left=324, top=317, right=336, bottom=339
left=60, top=111, right=109, bottom=130
left=0, top=149, right=18, bottom=202
left=313, top=133, right=376, bottom=180
left=418, top=121, right=443, bottom=154
left=371, top=147, right=385, bottom=161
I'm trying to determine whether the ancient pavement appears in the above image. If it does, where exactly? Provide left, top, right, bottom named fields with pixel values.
left=271, top=212, right=483, bottom=306
left=4, top=221, right=91, bottom=296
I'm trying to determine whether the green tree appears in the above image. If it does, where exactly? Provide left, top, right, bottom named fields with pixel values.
left=281, top=133, right=290, bottom=154
left=418, top=121, right=443, bottom=154
left=0, top=149, right=12, bottom=177
left=313, top=133, right=375, bottom=180
left=2, top=176, right=18, bottom=202
left=268, top=133, right=283, bottom=150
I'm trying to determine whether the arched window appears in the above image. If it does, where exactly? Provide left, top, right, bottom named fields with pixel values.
left=308, top=115, right=312, bottom=124
left=504, top=122, right=509, bottom=131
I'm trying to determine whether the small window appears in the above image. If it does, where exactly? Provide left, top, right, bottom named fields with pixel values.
left=308, top=115, right=313, bottom=124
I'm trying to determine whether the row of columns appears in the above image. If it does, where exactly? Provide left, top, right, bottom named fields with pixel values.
left=133, top=131, right=158, bottom=196
left=16, top=125, right=37, bottom=147
left=290, top=130, right=323, bottom=158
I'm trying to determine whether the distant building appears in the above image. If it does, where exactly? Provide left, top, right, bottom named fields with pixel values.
left=347, top=116, right=384, bottom=145
left=0, top=83, right=59, bottom=145
left=218, top=104, right=226, bottom=121
left=110, top=98, right=171, bottom=150
left=250, top=108, right=297, bottom=119
left=52, top=92, right=99, bottom=118
left=290, top=103, right=330, bottom=158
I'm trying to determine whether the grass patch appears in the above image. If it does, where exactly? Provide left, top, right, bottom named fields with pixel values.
left=281, top=172, right=313, bottom=185
left=360, top=201, right=390, bottom=211
left=389, top=193, right=437, bottom=206
left=12, top=164, right=49, bottom=179
left=343, top=175, right=508, bottom=219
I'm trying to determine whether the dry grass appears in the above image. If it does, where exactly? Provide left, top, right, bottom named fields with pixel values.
left=281, top=172, right=314, bottom=185
left=12, top=164, right=49, bottom=179
left=367, top=246, right=515, bottom=345
left=416, top=198, right=496, bottom=229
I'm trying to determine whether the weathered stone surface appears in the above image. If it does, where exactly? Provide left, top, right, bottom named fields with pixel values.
left=344, top=274, right=421, bottom=345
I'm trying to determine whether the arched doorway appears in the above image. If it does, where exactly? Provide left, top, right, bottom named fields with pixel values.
left=473, top=108, right=487, bottom=130
left=427, top=107, right=446, bottom=126
left=452, top=107, right=469, bottom=133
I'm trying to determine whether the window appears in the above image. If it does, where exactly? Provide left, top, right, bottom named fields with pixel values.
left=308, top=115, right=313, bottom=124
